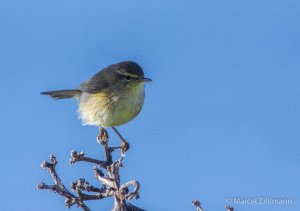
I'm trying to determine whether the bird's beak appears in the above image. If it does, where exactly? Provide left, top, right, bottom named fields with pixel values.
left=140, top=77, right=152, bottom=82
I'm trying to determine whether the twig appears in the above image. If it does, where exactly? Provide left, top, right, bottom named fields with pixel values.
left=38, top=128, right=144, bottom=210
left=225, top=205, right=234, bottom=211
left=70, top=150, right=107, bottom=167
left=120, top=180, right=140, bottom=200
left=192, top=199, right=203, bottom=211
left=94, top=166, right=117, bottom=189
left=37, top=155, right=95, bottom=211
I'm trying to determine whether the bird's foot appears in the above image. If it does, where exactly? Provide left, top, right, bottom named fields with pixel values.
left=121, top=139, right=130, bottom=156
left=97, top=127, right=109, bottom=144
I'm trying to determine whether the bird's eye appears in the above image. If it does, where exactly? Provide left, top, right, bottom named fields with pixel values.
left=122, top=75, right=132, bottom=80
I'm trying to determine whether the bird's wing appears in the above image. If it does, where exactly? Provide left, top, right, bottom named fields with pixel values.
left=78, top=68, right=115, bottom=94
left=78, top=78, right=109, bottom=93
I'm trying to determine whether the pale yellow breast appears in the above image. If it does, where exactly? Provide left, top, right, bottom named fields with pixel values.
left=110, top=83, right=145, bottom=126
left=78, top=92, right=111, bottom=126
left=78, top=83, right=145, bottom=127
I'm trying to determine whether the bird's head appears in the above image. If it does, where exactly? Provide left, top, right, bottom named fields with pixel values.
left=115, top=61, right=152, bottom=87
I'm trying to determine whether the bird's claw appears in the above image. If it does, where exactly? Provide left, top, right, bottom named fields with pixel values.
left=97, top=128, right=109, bottom=144
left=121, top=140, right=130, bottom=156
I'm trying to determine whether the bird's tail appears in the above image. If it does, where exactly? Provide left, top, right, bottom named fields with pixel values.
left=41, top=89, right=81, bottom=99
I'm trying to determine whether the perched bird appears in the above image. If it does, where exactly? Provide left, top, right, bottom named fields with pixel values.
left=41, top=61, right=151, bottom=153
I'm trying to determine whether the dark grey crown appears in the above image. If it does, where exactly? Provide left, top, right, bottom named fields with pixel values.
left=106, top=61, right=144, bottom=77
left=78, top=61, right=144, bottom=93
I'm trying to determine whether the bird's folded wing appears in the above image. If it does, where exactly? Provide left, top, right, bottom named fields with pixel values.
left=78, top=78, right=110, bottom=93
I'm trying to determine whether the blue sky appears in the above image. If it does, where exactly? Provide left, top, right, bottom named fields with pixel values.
left=1, top=0, right=299, bottom=210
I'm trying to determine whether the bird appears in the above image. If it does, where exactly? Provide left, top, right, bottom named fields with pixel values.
left=41, top=61, right=151, bottom=154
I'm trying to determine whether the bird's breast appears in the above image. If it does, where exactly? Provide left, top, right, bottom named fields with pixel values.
left=78, top=84, right=145, bottom=127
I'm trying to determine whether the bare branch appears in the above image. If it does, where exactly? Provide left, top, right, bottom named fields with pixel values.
left=225, top=205, right=234, bottom=211
left=120, top=180, right=140, bottom=200
left=70, top=150, right=107, bottom=167
left=38, top=128, right=143, bottom=210
left=126, top=203, right=147, bottom=211
left=37, top=155, right=92, bottom=211
left=94, top=166, right=117, bottom=189
left=192, top=199, right=203, bottom=211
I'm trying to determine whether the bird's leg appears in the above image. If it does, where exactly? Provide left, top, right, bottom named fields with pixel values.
left=97, top=126, right=109, bottom=144
left=112, top=127, right=130, bottom=156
